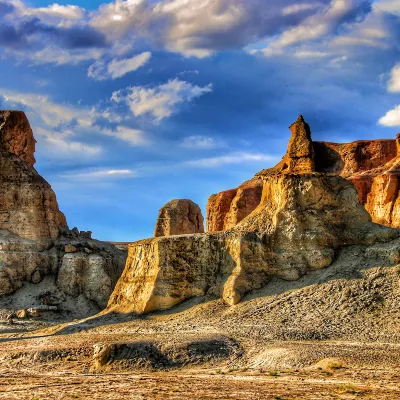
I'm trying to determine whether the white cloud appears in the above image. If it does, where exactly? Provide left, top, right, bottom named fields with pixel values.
left=181, top=135, right=216, bottom=149
left=43, top=134, right=101, bottom=156
left=378, top=105, right=400, bottom=127
left=388, top=64, right=400, bottom=93
left=100, top=126, right=149, bottom=146
left=0, top=87, right=150, bottom=148
left=88, top=51, right=152, bottom=80
left=20, top=4, right=85, bottom=24
left=183, top=152, right=276, bottom=168
left=111, top=79, right=212, bottom=122
left=282, top=3, right=321, bottom=16
left=374, top=0, right=400, bottom=16
left=1, top=89, right=94, bottom=129
left=60, top=169, right=137, bottom=181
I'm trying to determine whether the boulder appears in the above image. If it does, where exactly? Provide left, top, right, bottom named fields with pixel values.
left=155, top=199, right=204, bottom=237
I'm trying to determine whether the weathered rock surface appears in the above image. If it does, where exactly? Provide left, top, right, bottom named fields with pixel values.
left=208, top=121, right=400, bottom=232
left=155, top=199, right=204, bottom=237
left=315, top=135, right=400, bottom=227
left=0, top=110, right=36, bottom=167
left=107, top=116, right=400, bottom=314
left=206, top=185, right=263, bottom=233
left=0, top=110, right=126, bottom=310
left=0, top=111, right=68, bottom=241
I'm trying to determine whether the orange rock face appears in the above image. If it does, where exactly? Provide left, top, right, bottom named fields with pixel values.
left=207, top=115, right=314, bottom=233
left=0, top=110, right=36, bottom=167
left=314, top=135, right=400, bottom=228
left=206, top=189, right=237, bottom=232
left=155, top=199, right=204, bottom=237
left=0, top=110, right=67, bottom=241
left=207, top=117, right=400, bottom=231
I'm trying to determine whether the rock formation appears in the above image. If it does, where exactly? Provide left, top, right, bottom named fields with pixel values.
left=0, top=111, right=68, bottom=241
left=107, top=116, right=400, bottom=314
left=155, top=199, right=204, bottom=237
left=207, top=120, right=400, bottom=232
left=0, top=110, right=126, bottom=309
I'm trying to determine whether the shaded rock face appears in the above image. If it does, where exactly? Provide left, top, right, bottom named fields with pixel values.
left=155, top=199, right=204, bottom=237
left=314, top=135, right=400, bottom=228
left=107, top=116, right=400, bottom=314
left=0, top=111, right=127, bottom=310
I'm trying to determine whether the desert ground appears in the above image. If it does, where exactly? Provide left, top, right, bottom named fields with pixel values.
left=1, top=258, right=399, bottom=399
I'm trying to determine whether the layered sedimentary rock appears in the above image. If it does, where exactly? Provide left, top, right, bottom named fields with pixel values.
left=155, top=199, right=204, bottom=237
left=208, top=120, right=400, bottom=232
left=0, top=111, right=68, bottom=241
left=0, top=110, right=126, bottom=309
left=107, top=116, right=400, bottom=314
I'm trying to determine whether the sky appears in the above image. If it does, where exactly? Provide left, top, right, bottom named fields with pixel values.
left=0, top=0, right=400, bottom=241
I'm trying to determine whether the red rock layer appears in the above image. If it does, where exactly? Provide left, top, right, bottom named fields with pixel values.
left=0, top=110, right=36, bottom=167
left=207, top=118, right=400, bottom=231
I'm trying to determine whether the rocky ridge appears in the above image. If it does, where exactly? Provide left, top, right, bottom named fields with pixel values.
left=208, top=119, right=400, bottom=232
left=0, top=111, right=126, bottom=310
left=107, top=115, right=400, bottom=314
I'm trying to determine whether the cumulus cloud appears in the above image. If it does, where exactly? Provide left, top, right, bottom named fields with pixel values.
left=0, top=0, right=341, bottom=63
left=388, top=64, right=400, bottom=93
left=88, top=51, right=151, bottom=80
left=258, top=0, right=371, bottom=56
left=378, top=105, right=400, bottom=127
left=111, top=79, right=213, bottom=122
left=0, top=0, right=396, bottom=66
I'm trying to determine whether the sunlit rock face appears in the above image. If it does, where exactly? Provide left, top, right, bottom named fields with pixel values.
left=208, top=119, right=400, bottom=232
left=0, top=110, right=68, bottom=241
left=155, top=199, right=204, bottom=237
left=0, top=110, right=126, bottom=310
left=107, top=116, right=400, bottom=315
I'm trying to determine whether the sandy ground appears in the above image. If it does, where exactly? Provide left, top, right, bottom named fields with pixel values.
left=0, top=258, right=399, bottom=399
left=1, top=368, right=399, bottom=399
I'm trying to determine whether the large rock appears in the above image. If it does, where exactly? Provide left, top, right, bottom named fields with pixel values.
left=0, top=110, right=127, bottom=311
left=0, top=110, right=67, bottom=241
left=107, top=116, right=400, bottom=314
left=207, top=120, right=400, bottom=232
left=0, top=110, right=36, bottom=167
left=155, top=199, right=204, bottom=237
left=315, top=134, right=400, bottom=227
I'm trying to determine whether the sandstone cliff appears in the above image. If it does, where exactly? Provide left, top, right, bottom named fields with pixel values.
left=107, top=116, right=400, bottom=314
left=0, top=111, right=126, bottom=310
left=0, top=110, right=68, bottom=241
left=155, top=199, right=204, bottom=237
left=207, top=120, right=400, bottom=232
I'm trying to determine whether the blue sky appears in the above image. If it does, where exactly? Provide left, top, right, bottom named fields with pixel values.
left=1, top=0, right=400, bottom=241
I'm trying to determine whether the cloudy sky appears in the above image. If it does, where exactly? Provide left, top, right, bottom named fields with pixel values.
left=1, top=0, right=399, bottom=241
